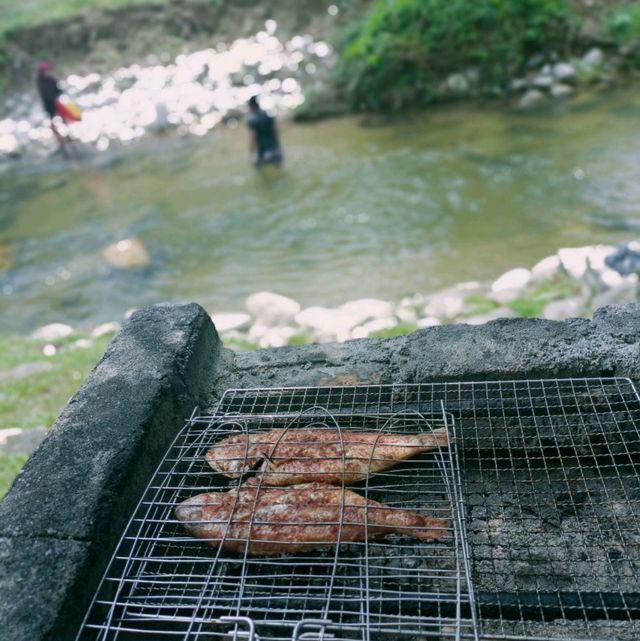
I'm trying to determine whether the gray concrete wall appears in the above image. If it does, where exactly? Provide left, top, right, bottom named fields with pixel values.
left=0, top=303, right=219, bottom=641
left=2, top=302, right=640, bottom=640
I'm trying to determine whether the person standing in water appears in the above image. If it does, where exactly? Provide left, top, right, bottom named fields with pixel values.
left=246, top=95, right=282, bottom=168
left=36, top=61, right=76, bottom=150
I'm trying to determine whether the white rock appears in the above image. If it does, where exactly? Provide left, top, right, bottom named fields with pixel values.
left=491, top=268, right=531, bottom=293
left=464, top=308, right=518, bottom=325
left=246, top=292, right=301, bottom=326
left=519, top=89, right=546, bottom=110
left=490, top=288, right=522, bottom=305
left=553, top=62, right=576, bottom=82
left=543, top=297, right=585, bottom=320
left=510, top=78, right=528, bottom=92
left=351, top=317, right=398, bottom=339
left=446, top=73, right=469, bottom=94
left=395, top=305, right=418, bottom=323
left=557, top=246, right=615, bottom=279
left=601, top=270, right=637, bottom=289
left=339, top=298, right=395, bottom=325
left=532, top=74, right=554, bottom=89
left=32, top=323, right=73, bottom=341
left=551, top=83, right=573, bottom=99
left=72, top=338, right=93, bottom=349
left=581, top=48, right=604, bottom=68
left=294, top=306, right=354, bottom=341
left=417, top=317, right=441, bottom=328
left=531, top=255, right=561, bottom=282
left=91, top=321, right=121, bottom=338
left=259, top=326, right=297, bottom=348
left=422, top=293, right=464, bottom=319
left=211, top=313, right=251, bottom=333
left=248, top=322, right=270, bottom=341
left=102, top=237, right=150, bottom=269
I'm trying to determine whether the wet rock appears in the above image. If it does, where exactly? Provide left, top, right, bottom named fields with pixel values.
left=246, top=292, right=300, bottom=326
left=518, top=89, right=546, bottom=110
left=32, top=323, right=74, bottom=341
left=102, top=237, right=150, bottom=268
left=551, top=83, right=573, bottom=99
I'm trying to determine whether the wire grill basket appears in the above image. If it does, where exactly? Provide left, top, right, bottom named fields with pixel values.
left=77, top=378, right=640, bottom=641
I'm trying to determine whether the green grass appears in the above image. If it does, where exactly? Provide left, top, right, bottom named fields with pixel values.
left=0, top=331, right=114, bottom=498
left=464, top=294, right=499, bottom=317
left=369, top=322, right=419, bottom=338
left=0, top=0, right=165, bottom=38
left=507, top=274, right=579, bottom=318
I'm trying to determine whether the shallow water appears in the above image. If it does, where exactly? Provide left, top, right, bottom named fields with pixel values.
left=1, top=88, right=640, bottom=333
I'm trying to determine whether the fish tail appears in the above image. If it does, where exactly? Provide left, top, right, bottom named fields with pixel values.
left=419, top=426, right=450, bottom=448
left=404, top=517, right=450, bottom=541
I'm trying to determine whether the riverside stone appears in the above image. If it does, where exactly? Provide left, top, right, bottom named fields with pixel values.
left=90, top=321, right=121, bottom=337
left=339, top=298, right=395, bottom=325
left=531, top=255, right=561, bottom=282
left=519, top=89, right=546, bottom=110
left=553, top=63, right=576, bottom=82
left=422, top=293, right=465, bottom=319
left=32, top=323, right=73, bottom=341
left=463, top=307, right=517, bottom=326
left=551, top=83, right=573, bottom=99
left=211, top=312, right=251, bottom=333
left=102, top=237, right=150, bottom=269
left=491, top=268, right=531, bottom=292
left=558, top=245, right=615, bottom=280
left=581, top=48, right=604, bottom=69
left=532, top=74, right=554, bottom=89
left=246, top=292, right=301, bottom=326
left=543, top=296, right=587, bottom=321
left=351, top=317, right=398, bottom=339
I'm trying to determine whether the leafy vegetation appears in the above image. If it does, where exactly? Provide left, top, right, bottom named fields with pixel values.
left=337, top=0, right=572, bottom=110
left=507, top=273, right=579, bottom=318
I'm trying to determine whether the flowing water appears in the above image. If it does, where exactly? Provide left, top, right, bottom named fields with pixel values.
left=1, top=87, right=640, bottom=333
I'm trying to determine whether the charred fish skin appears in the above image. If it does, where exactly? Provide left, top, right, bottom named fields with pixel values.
left=205, top=427, right=449, bottom=485
left=175, top=482, right=449, bottom=556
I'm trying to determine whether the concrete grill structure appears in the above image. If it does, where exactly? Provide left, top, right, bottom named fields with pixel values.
left=1, top=303, right=640, bottom=640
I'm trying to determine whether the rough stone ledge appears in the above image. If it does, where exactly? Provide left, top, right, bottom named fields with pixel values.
left=210, top=305, right=640, bottom=401
left=0, top=302, right=219, bottom=641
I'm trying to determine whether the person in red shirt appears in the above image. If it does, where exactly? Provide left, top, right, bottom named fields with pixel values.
left=36, top=61, right=77, bottom=150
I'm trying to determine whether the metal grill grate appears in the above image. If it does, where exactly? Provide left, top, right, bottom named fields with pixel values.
left=77, top=377, right=640, bottom=641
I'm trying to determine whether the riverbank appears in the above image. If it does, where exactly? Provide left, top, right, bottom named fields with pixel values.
left=2, top=239, right=639, bottom=498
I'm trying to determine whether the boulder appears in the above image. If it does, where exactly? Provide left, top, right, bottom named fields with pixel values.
left=531, top=255, right=561, bottom=282
left=581, top=48, right=604, bottom=69
left=532, top=74, right=554, bottom=89
left=491, top=268, right=531, bottom=293
left=102, top=237, right=150, bottom=269
left=551, top=83, right=573, bottom=99
left=552, top=63, right=577, bottom=82
left=245, top=292, right=301, bottom=326
left=518, top=89, right=546, bottom=110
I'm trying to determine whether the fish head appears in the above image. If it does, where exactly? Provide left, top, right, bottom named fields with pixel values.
left=206, top=436, right=263, bottom=478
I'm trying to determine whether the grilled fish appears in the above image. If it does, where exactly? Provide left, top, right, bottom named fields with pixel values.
left=175, top=482, right=448, bottom=555
left=205, top=427, right=449, bottom=486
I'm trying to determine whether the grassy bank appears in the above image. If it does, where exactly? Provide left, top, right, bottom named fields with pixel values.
left=0, top=330, right=113, bottom=498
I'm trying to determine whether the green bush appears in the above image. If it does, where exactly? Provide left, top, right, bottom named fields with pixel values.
left=337, top=0, right=571, bottom=110
left=608, top=4, right=640, bottom=42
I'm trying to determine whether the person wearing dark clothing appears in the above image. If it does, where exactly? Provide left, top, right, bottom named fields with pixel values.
left=247, top=95, right=282, bottom=168
left=36, top=61, right=73, bottom=148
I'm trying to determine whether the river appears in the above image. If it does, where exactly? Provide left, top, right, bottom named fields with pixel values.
left=1, top=87, right=639, bottom=333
